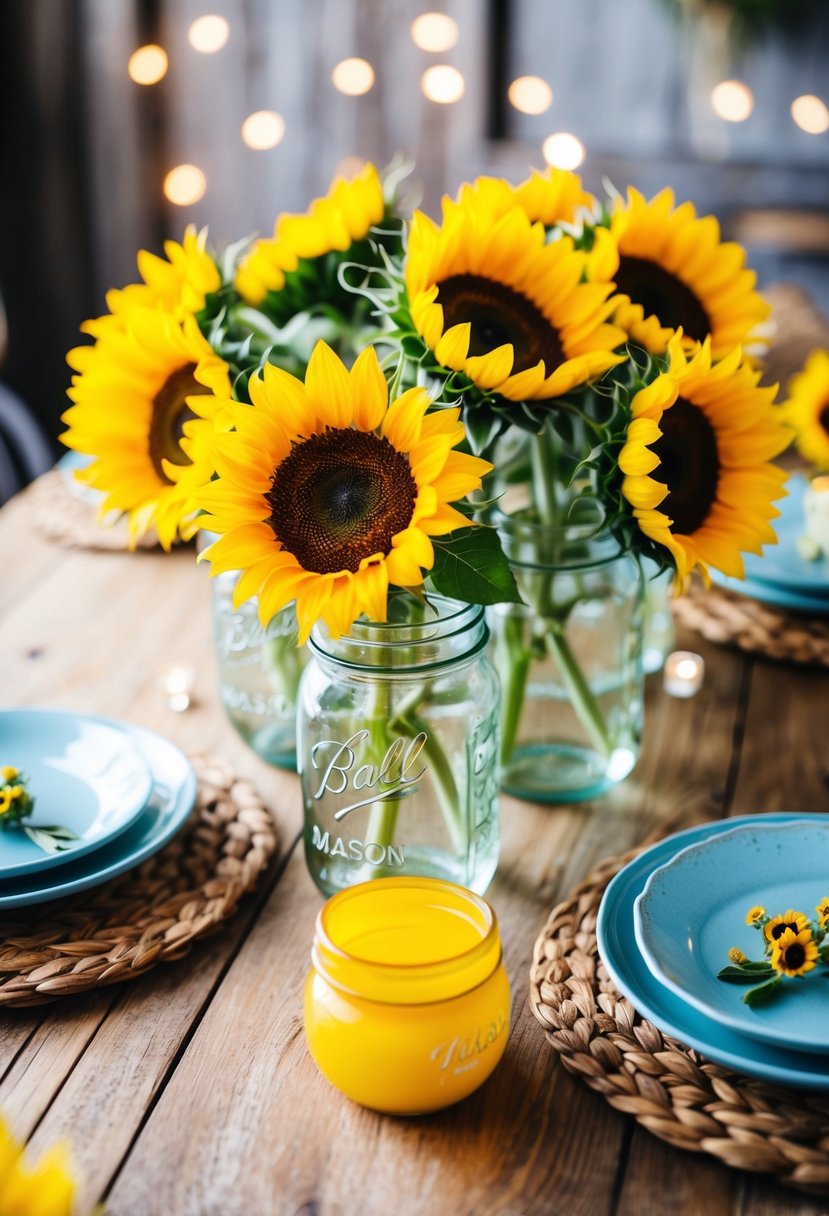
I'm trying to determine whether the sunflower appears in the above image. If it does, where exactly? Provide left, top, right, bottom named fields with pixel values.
left=452, top=167, right=595, bottom=229
left=234, top=163, right=388, bottom=314
left=0, top=1117, right=74, bottom=1216
left=62, top=307, right=232, bottom=549
left=782, top=349, right=829, bottom=469
left=763, top=909, right=811, bottom=946
left=744, top=904, right=766, bottom=926
left=196, top=341, right=491, bottom=645
left=405, top=195, right=626, bottom=401
left=816, top=897, right=829, bottom=927
left=618, top=334, right=790, bottom=582
left=87, top=225, right=221, bottom=337
left=770, top=926, right=819, bottom=978
left=587, top=188, right=770, bottom=359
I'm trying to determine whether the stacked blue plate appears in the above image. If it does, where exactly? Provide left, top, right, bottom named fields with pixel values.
left=711, top=475, right=829, bottom=615
left=0, top=709, right=196, bottom=908
left=597, top=813, right=829, bottom=1091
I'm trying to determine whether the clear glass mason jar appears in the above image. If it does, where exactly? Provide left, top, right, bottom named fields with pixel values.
left=490, top=512, right=645, bottom=803
left=297, top=596, right=500, bottom=898
left=304, top=877, right=511, bottom=1114
left=210, top=567, right=305, bottom=771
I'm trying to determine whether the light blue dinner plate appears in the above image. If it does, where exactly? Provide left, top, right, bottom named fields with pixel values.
left=710, top=476, right=829, bottom=612
left=634, top=820, right=829, bottom=1055
left=0, top=719, right=196, bottom=908
left=0, top=709, right=153, bottom=877
left=597, top=813, right=829, bottom=1091
left=710, top=570, right=829, bottom=615
left=743, top=475, right=829, bottom=595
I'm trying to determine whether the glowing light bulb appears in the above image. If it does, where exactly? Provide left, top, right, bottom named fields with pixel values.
left=542, top=132, right=584, bottom=170
left=188, top=15, right=230, bottom=53
left=163, top=164, right=207, bottom=206
left=421, top=64, right=465, bottom=104
left=791, top=94, right=829, bottom=135
left=128, top=44, right=168, bottom=85
left=410, top=13, right=459, bottom=52
left=331, top=58, right=375, bottom=96
left=711, top=80, right=754, bottom=123
left=508, top=75, right=553, bottom=116
left=241, top=110, right=285, bottom=150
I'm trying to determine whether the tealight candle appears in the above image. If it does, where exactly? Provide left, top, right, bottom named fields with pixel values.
left=663, top=650, right=705, bottom=698
left=304, top=877, right=510, bottom=1114
left=164, top=665, right=195, bottom=713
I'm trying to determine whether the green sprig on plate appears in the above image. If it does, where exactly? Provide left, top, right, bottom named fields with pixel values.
left=0, top=766, right=79, bottom=855
left=718, top=901, right=829, bottom=1006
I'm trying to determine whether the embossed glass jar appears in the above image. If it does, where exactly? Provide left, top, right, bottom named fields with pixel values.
left=210, top=567, right=305, bottom=771
left=491, top=512, right=645, bottom=803
left=304, top=877, right=510, bottom=1114
left=297, top=596, right=500, bottom=897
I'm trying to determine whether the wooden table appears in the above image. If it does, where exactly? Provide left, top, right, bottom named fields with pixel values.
left=1, top=481, right=828, bottom=1216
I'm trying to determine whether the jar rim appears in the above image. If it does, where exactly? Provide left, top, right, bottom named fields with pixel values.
left=309, top=597, right=488, bottom=674
left=312, top=877, right=502, bottom=1005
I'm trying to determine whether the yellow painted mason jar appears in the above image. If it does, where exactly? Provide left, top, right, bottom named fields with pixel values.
left=304, top=877, right=511, bottom=1114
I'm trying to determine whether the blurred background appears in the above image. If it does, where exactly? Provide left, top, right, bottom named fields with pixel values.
left=0, top=0, right=828, bottom=493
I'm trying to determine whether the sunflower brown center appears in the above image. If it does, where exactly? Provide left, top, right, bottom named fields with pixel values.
left=436, top=274, right=565, bottom=375
left=770, top=920, right=799, bottom=941
left=266, top=429, right=417, bottom=574
left=651, top=396, right=719, bottom=535
left=820, top=405, right=829, bottom=436
left=782, top=942, right=805, bottom=969
left=149, top=364, right=209, bottom=483
left=615, top=256, right=711, bottom=342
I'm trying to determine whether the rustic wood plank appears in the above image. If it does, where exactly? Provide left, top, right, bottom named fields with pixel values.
left=104, top=631, right=747, bottom=1216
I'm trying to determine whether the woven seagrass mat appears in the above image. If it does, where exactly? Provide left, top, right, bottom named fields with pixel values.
left=530, top=846, right=829, bottom=1196
left=0, top=753, right=278, bottom=1008
left=671, top=583, right=829, bottom=668
left=28, top=468, right=160, bottom=551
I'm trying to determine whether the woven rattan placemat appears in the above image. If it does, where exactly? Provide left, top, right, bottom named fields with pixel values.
left=530, top=847, right=829, bottom=1196
left=0, top=754, right=278, bottom=1008
left=672, top=583, right=829, bottom=668
left=29, top=469, right=160, bottom=550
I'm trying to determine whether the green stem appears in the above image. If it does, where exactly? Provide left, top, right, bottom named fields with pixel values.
left=264, top=633, right=303, bottom=706
left=544, top=621, right=612, bottom=759
left=496, top=610, right=531, bottom=766
left=395, top=710, right=465, bottom=855
left=531, top=420, right=561, bottom=533
left=365, top=679, right=398, bottom=852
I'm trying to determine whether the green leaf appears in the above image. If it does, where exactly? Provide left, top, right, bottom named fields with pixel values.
left=429, top=527, right=522, bottom=606
left=717, top=965, right=775, bottom=984
left=742, top=977, right=782, bottom=1006
left=23, top=824, right=80, bottom=855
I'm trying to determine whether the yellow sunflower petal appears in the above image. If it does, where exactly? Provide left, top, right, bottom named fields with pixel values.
left=350, top=346, right=389, bottom=432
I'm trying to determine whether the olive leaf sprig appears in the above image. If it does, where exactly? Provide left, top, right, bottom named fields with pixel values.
left=718, top=903, right=829, bottom=1006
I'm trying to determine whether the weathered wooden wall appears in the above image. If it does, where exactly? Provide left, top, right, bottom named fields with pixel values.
left=1, top=0, right=828, bottom=441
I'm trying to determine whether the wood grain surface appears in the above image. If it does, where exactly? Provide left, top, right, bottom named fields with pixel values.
left=1, top=481, right=828, bottom=1216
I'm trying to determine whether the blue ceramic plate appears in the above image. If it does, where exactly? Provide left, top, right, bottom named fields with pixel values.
left=743, top=476, right=829, bottom=595
left=710, top=571, right=829, bottom=616
left=634, top=821, right=829, bottom=1055
left=0, top=710, right=153, bottom=877
left=597, top=814, right=829, bottom=1091
left=0, top=720, right=196, bottom=908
